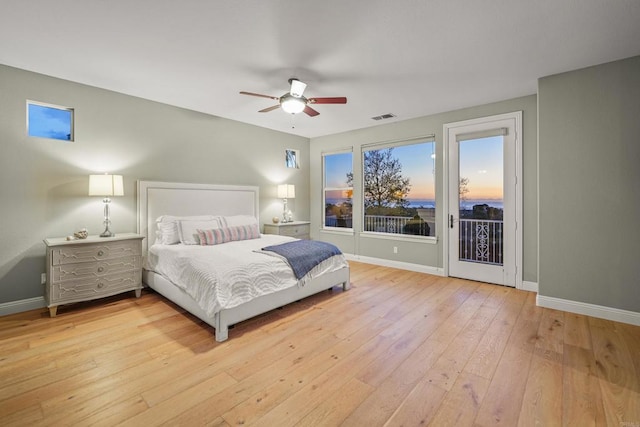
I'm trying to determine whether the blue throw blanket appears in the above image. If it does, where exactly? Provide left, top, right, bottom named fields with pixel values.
left=262, top=240, right=342, bottom=280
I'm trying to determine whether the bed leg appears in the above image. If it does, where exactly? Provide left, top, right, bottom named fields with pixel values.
left=215, top=315, right=229, bottom=342
left=343, top=281, right=351, bottom=291
left=215, top=327, right=228, bottom=342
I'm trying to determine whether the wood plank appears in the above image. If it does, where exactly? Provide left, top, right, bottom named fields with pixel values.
left=0, top=262, right=639, bottom=426
left=295, top=378, right=375, bottom=426
left=166, top=314, right=394, bottom=425
left=383, top=377, right=447, bottom=426
left=562, top=343, right=605, bottom=426
left=517, top=308, right=565, bottom=426
left=119, top=372, right=237, bottom=426
left=426, top=371, right=490, bottom=426
left=220, top=317, right=402, bottom=425
left=341, top=337, right=449, bottom=426
left=589, top=317, right=640, bottom=425
left=473, top=294, right=539, bottom=427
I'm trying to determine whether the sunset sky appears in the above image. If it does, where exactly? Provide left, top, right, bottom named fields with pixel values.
left=325, top=135, right=503, bottom=201
left=459, top=135, right=503, bottom=200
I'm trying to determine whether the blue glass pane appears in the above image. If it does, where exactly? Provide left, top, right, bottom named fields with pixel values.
left=28, top=103, right=73, bottom=141
left=324, top=152, right=352, bottom=187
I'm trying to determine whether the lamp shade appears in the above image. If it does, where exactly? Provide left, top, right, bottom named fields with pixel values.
left=89, top=174, right=124, bottom=197
left=277, top=184, right=295, bottom=198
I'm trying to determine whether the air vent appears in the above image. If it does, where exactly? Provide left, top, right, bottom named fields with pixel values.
left=371, top=113, right=396, bottom=121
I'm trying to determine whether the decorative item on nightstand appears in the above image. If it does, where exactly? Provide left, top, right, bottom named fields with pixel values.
left=277, top=184, right=295, bottom=223
left=89, top=173, right=124, bottom=238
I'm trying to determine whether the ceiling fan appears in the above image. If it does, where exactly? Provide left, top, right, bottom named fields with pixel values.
left=240, top=78, right=347, bottom=117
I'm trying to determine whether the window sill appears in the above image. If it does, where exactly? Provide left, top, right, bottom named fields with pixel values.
left=320, top=227, right=355, bottom=236
left=360, top=231, right=438, bottom=244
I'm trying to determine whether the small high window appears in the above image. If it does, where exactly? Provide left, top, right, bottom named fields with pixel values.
left=27, top=101, right=74, bottom=141
left=285, top=149, right=299, bottom=168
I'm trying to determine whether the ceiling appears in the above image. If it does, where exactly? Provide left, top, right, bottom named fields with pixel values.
left=1, top=1, right=639, bottom=138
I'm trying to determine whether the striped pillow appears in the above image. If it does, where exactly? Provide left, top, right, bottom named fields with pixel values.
left=197, top=224, right=260, bottom=245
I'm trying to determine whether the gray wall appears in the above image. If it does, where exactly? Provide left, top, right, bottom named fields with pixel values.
left=538, top=55, right=640, bottom=312
left=0, top=64, right=309, bottom=304
left=310, top=95, right=538, bottom=283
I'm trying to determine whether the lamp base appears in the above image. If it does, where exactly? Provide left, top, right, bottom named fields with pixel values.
left=99, top=228, right=115, bottom=238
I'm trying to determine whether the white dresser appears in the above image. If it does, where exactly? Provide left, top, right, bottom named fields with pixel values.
left=44, top=233, right=144, bottom=317
left=263, top=221, right=310, bottom=240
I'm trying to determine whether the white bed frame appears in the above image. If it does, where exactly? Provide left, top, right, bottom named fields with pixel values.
left=137, top=180, right=350, bottom=342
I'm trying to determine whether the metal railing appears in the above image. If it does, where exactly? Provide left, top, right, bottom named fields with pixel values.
left=363, top=215, right=430, bottom=236
left=325, top=216, right=352, bottom=228
left=325, top=214, right=432, bottom=236
left=459, top=219, right=503, bottom=265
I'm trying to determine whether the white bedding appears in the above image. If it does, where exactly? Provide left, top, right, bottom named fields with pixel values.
left=146, top=235, right=348, bottom=317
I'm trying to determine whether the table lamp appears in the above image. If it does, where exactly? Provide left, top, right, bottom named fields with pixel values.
left=89, top=174, right=124, bottom=237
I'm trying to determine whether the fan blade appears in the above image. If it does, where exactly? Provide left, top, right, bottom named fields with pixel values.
left=259, top=105, right=281, bottom=113
left=308, top=97, right=347, bottom=104
left=304, top=106, right=320, bottom=117
left=240, top=91, right=280, bottom=101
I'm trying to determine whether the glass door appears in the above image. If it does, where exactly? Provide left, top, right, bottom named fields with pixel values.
left=446, top=115, right=519, bottom=286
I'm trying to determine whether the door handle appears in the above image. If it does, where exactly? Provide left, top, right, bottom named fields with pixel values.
left=450, top=214, right=454, bottom=229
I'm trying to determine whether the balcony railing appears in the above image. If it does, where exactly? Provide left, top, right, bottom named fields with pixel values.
left=459, top=219, right=503, bottom=265
left=364, top=215, right=411, bottom=233
left=325, top=214, right=432, bottom=236
left=363, top=215, right=431, bottom=236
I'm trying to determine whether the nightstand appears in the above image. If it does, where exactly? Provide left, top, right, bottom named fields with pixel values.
left=263, top=221, right=310, bottom=240
left=43, top=233, right=144, bottom=317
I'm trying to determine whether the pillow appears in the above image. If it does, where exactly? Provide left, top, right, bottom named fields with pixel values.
left=197, top=224, right=260, bottom=246
left=177, top=219, right=222, bottom=245
left=221, top=215, right=259, bottom=228
left=155, top=215, right=217, bottom=245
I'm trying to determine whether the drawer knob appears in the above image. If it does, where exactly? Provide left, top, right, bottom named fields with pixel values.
left=97, top=250, right=104, bottom=257
left=97, top=282, right=104, bottom=288
left=97, top=266, right=104, bottom=273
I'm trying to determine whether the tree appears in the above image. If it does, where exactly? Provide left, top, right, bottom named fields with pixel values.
left=459, top=177, right=470, bottom=203
left=347, top=148, right=411, bottom=211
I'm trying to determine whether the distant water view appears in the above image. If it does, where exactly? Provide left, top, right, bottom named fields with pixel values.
left=326, top=198, right=503, bottom=210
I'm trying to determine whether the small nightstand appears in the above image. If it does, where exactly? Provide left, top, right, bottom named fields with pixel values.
left=43, top=233, right=144, bottom=317
left=263, top=221, right=310, bottom=240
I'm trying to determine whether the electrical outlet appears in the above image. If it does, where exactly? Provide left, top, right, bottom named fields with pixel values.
left=393, top=246, right=398, bottom=254
left=41, top=273, right=46, bottom=285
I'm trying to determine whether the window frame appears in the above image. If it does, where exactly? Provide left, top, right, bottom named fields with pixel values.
left=360, top=135, right=437, bottom=241
left=322, top=149, right=354, bottom=231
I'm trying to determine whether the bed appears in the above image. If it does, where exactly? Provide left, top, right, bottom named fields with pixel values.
left=137, top=180, right=350, bottom=342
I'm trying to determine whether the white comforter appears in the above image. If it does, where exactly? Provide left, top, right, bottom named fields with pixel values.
left=146, top=235, right=348, bottom=317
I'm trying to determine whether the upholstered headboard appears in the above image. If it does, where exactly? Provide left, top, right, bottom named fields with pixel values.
left=137, top=181, right=260, bottom=254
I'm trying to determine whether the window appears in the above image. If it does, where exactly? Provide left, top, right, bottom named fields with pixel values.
left=27, top=101, right=74, bottom=141
left=323, top=151, right=353, bottom=229
left=361, top=138, right=435, bottom=237
left=285, top=149, right=299, bottom=168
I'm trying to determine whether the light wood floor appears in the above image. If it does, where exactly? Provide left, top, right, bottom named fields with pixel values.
left=1, top=262, right=639, bottom=426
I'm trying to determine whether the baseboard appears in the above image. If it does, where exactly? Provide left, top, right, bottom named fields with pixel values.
left=521, top=280, right=539, bottom=293
left=0, top=296, right=46, bottom=316
left=344, top=253, right=444, bottom=276
left=537, top=294, right=640, bottom=326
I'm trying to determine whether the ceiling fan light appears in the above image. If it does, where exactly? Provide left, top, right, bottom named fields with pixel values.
left=281, top=96, right=306, bottom=114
